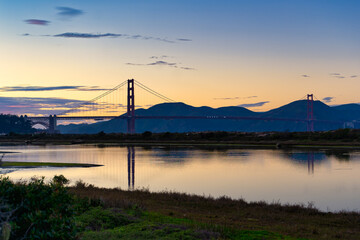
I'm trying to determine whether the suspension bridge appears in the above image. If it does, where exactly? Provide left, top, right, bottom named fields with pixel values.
left=22, top=79, right=347, bottom=133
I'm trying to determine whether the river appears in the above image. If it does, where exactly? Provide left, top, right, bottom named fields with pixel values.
left=1, top=145, right=359, bottom=212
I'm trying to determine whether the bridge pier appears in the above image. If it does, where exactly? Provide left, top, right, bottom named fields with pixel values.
left=48, top=115, right=57, bottom=134
left=307, top=94, right=314, bottom=132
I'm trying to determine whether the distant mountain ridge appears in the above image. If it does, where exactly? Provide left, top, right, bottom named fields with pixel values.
left=58, top=100, right=360, bottom=133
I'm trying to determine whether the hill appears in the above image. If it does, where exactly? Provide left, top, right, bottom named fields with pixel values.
left=57, top=101, right=360, bottom=133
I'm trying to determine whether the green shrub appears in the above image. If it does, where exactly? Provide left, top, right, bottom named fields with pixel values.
left=0, top=175, right=77, bottom=240
left=76, top=207, right=134, bottom=231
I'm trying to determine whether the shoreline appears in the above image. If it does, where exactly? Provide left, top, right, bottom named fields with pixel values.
left=2, top=139, right=360, bottom=150
left=0, top=161, right=103, bottom=168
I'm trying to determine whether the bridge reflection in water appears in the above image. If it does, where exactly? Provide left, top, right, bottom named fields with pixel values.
left=308, top=152, right=314, bottom=175
left=127, top=146, right=135, bottom=190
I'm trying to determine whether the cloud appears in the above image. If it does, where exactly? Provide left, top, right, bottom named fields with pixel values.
left=24, top=19, right=50, bottom=26
left=27, top=31, right=187, bottom=43
left=214, top=96, right=257, bottom=101
left=0, top=97, right=84, bottom=116
left=237, top=101, right=270, bottom=108
left=54, top=32, right=124, bottom=38
left=214, top=97, right=240, bottom=100
left=126, top=61, right=176, bottom=66
left=52, top=32, right=172, bottom=43
left=148, top=61, right=177, bottom=66
left=301, top=75, right=310, bottom=78
left=126, top=60, right=195, bottom=70
left=322, top=97, right=334, bottom=103
left=350, top=75, right=358, bottom=78
left=150, top=55, right=170, bottom=59
left=177, top=38, right=192, bottom=42
left=127, top=35, right=174, bottom=43
left=56, top=7, right=84, bottom=18
left=0, top=86, right=110, bottom=92
left=329, top=73, right=346, bottom=79
left=0, top=97, right=129, bottom=116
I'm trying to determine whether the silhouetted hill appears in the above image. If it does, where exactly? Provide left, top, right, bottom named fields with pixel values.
left=58, top=101, right=360, bottom=133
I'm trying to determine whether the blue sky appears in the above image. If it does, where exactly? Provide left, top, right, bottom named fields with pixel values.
left=0, top=0, right=359, bottom=116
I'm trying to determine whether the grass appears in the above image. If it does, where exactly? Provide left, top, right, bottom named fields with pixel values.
left=76, top=206, right=300, bottom=240
left=0, top=161, right=102, bottom=168
left=70, top=186, right=360, bottom=240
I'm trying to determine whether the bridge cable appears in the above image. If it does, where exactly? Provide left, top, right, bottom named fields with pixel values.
left=134, top=80, right=175, bottom=102
left=58, top=80, right=128, bottom=116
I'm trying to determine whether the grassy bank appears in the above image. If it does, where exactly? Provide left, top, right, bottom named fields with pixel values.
left=1, top=176, right=359, bottom=239
left=0, top=176, right=300, bottom=240
left=69, top=185, right=360, bottom=240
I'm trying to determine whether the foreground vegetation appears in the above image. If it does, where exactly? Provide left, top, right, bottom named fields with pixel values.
left=0, top=176, right=303, bottom=240
left=1, top=176, right=360, bottom=239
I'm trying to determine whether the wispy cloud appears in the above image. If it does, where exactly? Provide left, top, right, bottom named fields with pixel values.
left=148, top=61, right=177, bottom=66
left=214, top=96, right=257, bottom=101
left=53, top=32, right=174, bottom=43
left=150, top=55, right=170, bottom=59
left=24, top=19, right=50, bottom=26
left=126, top=61, right=176, bottom=66
left=322, top=97, right=334, bottom=103
left=0, top=86, right=110, bottom=92
left=54, top=32, right=124, bottom=38
left=56, top=7, right=84, bottom=18
left=0, top=97, right=84, bottom=115
left=0, top=97, right=128, bottom=116
left=330, top=73, right=346, bottom=79
left=177, top=38, right=192, bottom=42
left=238, top=101, right=270, bottom=108
left=350, top=75, right=358, bottom=78
left=301, top=74, right=310, bottom=78
left=126, top=60, right=195, bottom=70
left=214, top=97, right=240, bottom=100
left=24, top=32, right=190, bottom=44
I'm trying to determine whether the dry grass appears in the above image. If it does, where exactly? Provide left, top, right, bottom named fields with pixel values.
left=69, top=186, right=360, bottom=240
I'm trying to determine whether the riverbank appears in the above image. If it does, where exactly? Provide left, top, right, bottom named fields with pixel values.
left=0, top=161, right=102, bottom=168
left=70, top=185, right=360, bottom=240
left=3, top=129, right=360, bottom=149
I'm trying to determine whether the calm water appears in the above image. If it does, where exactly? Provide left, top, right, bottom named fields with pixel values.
left=1, top=145, right=359, bottom=212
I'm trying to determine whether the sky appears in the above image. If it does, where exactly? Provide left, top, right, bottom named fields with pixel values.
left=0, top=0, right=359, bottom=116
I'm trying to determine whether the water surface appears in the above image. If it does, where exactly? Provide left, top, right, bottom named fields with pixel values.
left=1, top=145, right=359, bottom=212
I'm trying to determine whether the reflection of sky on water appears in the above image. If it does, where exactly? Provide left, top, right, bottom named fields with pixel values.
left=0, top=145, right=360, bottom=212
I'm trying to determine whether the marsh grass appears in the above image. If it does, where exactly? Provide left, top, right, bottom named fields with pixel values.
left=70, top=186, right=360, bottom=240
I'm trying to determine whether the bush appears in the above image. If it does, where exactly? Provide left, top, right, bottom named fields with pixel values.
left=76, top=206, right=134, bottom=231
left=0, top=175, right=77, bottom=240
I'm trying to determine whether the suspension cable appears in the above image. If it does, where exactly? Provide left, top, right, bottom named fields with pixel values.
left=134, top=80, right=175, bottom=102
left=58, top=80, right=127, bottom=116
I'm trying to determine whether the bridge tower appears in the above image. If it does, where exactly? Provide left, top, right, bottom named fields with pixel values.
left=127, top=79, right=135, bottom=134
left=307, top=94, right=314, bottom=132
left=49, top=115, right=57, bottom=134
